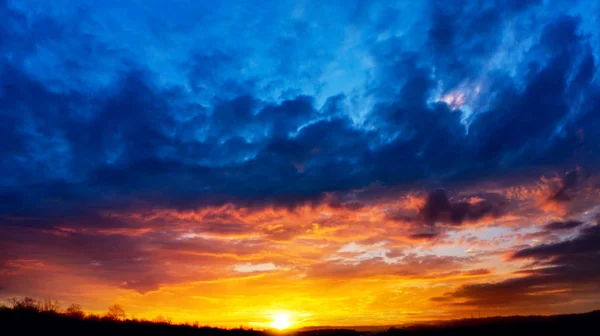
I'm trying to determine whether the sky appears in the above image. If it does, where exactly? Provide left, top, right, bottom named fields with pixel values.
left=1, top=0, right=600, bottom=328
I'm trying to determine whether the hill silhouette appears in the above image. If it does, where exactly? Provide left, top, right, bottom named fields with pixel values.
left=380, top=310, right=600, bottom=335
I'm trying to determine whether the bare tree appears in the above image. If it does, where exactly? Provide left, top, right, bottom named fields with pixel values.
left=9, top=297, right=38, bottom=312
left=38, top=298, right=60, bottom=313
left=65, top=303, right=85, bottom=319
left=105, top=304, right=126, bottom=321
left=154, top=315, right=172, bottom=324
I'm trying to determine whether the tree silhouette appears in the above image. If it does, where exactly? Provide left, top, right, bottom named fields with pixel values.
left=65, top=304, right=85, bottom=319
left=38, top=298, right=60, bottom=313
left=154, top=314, right=172, bottom=324
left=9, top=297, right=38, bottom=312
left=105, top=304, right=126, bottom=321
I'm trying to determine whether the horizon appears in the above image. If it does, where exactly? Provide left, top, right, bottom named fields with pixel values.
left=2, top=0, right=600, bottom=329
left=2, top=298, right=600, bottom=331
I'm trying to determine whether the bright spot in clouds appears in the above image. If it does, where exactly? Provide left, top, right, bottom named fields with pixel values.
left=233, top=263, right=277, bottom=273
left=440, top=90, right=467, bottom=110
left=436, top=83, right=483, bottom=114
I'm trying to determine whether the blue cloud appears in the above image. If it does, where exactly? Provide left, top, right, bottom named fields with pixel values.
left=0, top=0, right=599, bottom=222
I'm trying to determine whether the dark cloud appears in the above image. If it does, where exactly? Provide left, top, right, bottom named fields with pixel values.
left=433, top=225, right=600, bottom=308
left=512, top=225, right=600, bottom=260
left=467, top=15, right=596, bottom=170
left=409, top=232, right=440, bottom=241
left=438, top=275, right=567, bottom=307
left=0, top=5, right=598, bottom=222
left=420, top=189, right=506, bottom=226
left=544, top=220, right=583, bottom=231
left=548, top=169, right=582, bottom=203
left=427, top=0, right=541, bottom=88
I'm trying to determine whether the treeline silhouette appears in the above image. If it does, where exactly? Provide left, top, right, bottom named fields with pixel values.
left=1, top=297, right=261, bottom=336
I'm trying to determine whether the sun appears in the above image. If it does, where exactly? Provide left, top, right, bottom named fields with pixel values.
left=271, top=312, right=292, bottom=330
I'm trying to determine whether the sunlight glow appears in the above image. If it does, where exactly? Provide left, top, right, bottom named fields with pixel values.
left=271, top=312, right=292, bottom=330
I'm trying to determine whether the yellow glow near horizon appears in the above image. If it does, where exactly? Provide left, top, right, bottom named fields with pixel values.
left=271, top=312, right=292, bottom=330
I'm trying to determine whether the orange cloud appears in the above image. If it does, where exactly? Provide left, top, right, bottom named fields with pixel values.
left=2, top=175, right=600, bottom=326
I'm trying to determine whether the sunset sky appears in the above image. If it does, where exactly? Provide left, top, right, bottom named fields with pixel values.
left=2, top=0, right=600, bottom=328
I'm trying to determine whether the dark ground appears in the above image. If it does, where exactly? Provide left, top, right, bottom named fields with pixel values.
left=1, top=307, right=599, bottom=336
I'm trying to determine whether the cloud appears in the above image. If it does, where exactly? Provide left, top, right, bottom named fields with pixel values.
left=2, top=7, right=594, bottom=224
left=233, top=263, right=278, bottom=273
left=548, top=169, right=582, bottom=203
left=408, top=232, right=441, bottom=241
left=544, top=220, right=584, bottom=231
left=0, top=5, right=598, bottom=220
left=307, top=247, right=479, bottom=280
left=512, top=224, right=600, bottom=260
left=433, top=224, right=600, bottom=309
left=419, top=189, right=507, bottom=226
